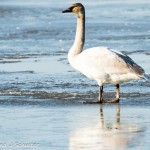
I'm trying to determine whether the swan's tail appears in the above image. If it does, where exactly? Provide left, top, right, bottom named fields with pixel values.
left=140, top=74, right=150, bottom=80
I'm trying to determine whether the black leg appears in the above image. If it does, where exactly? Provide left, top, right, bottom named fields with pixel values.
left=99, top=86, right=103, bottom=103
left=103, top=84, right=120, bottom=103
left=116, top=84, right=120, bottom=102
left=83, top=84, right=120, bottom=104
left=83, top=86, right=103, bottom=104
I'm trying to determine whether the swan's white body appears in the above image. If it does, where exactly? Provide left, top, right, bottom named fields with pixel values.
left=63, top=3, right=145, bottom=102
left=68, top=46, right=142, bottom=86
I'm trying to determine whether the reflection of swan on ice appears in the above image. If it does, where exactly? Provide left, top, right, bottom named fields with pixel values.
left=69, top=104, right=144, bottom=150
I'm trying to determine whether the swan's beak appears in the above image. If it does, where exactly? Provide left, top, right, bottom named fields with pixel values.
left=62, top=6, right=73, bottom=13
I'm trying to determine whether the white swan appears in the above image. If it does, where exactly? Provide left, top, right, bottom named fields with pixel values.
left=62, top=3, right=146, bottom=103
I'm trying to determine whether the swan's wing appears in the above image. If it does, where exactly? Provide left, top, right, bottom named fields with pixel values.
left=110, top=48, right=145, bottom=76
left=80, top=47, right=144, bottom=76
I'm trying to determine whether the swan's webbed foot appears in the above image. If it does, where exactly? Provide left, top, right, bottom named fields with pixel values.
left=83, top=99, right=119, bottom=104
left=83, top=100, right=103, bottom=104
left=102, top=98, right=120, bottom=103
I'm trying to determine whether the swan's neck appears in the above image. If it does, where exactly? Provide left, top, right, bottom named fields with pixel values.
left=69, top=13, right=85, bottom=58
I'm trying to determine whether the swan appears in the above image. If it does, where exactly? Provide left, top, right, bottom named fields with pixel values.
left=62, top=3, right=146, bottom=103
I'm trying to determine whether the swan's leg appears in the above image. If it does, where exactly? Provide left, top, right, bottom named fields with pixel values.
left=83, top=86, right=103, bottom=104
left=99, top=86, right=103, bottom=103
left=83, top=85, right=120, bottom=104
left=104, top=84, right=120, bottom=103
left=116, top=84, right=120, bottom=101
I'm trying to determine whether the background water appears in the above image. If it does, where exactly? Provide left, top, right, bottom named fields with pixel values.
left=0, top=0, right=150, bottom=149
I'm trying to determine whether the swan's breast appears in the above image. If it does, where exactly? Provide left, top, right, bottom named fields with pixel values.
left=68, top=50, right=108, bottom=80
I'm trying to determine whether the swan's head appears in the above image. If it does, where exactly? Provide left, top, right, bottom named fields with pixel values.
left=62, top=3, right=85, bottom=15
